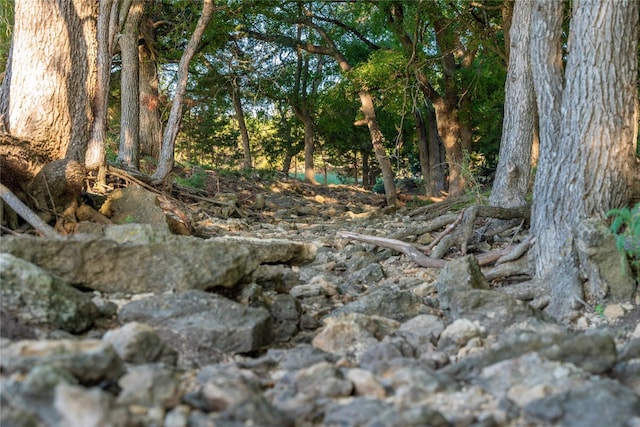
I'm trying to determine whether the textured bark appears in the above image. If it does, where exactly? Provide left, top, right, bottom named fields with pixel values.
left=139, top=17, right=162, bottom=160
left=231, top=83, right=252, bottom=171
left=415, top=105, right=446, bottom=196
left=358, top=90, right=396, bottom=205
left=489, top=0, right=536, bottom=208
left=152, top=0, right=215, bottom=183
left=0, top=0, right=97, bottom=163
left=531, top=0, right=638, bottom=319
left=117, top=0, right=145, bottom=169
left=86, top=0, right=119, bottom=170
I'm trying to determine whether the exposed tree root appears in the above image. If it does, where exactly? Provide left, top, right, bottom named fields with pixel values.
left=430, top=204, right=531, bottom=259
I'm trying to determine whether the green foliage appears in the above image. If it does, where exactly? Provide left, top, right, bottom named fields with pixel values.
left=176, top=167, right=208, bottom=189
left=607, top=203, right=640, bottom=273
left=0, top=0, right=13, bottom=74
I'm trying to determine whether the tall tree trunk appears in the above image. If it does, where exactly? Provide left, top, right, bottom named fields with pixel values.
left=415, top=104, right=446, bottom=197
left=230, top=81, right=252, bottom=171
left=0, top=0, right=97, bottom=163
left=86, top=0, right=119, bottom=170
left=489, top=0, right=536, bottom=208
left=531, top=0, right=638, bottom=319
left=152, top=0, right=215, bottom=183
left=139, top=17, right=162, bottom=161
left=117, top=0, right=144, bottom=170
left=301, top=113, right=317, bottom=184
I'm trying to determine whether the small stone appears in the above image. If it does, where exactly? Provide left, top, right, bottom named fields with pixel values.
left=603, top=303, right=625, bottom=320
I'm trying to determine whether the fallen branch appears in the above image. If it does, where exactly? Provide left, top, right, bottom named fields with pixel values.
left=0, top=183, right=60, bottom=238
left=337, top=230, right=446, bottom=268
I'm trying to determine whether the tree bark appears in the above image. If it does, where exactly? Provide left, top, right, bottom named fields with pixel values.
left=230, top=80, right=252, bottom=171
left=152, top=0, right=216, bottom=183
left=531, top=0, right=638, bottom=319
left=0, top=0, right=97, bottom=163
left=489, top=0, right=536, bottom=208
left=86, top=0, right=119, bottom=170
left=139, top=17, right=162, bottom=161
left=117, top=0, right=145, bottom=170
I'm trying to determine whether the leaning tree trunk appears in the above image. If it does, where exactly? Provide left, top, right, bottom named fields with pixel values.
left=152, top=0, right=215, bottom=184
left=531, top=0, right=638, bottom=319
left=117, top=0, right=145, bottom=170
left=230, top=82, right=252, bottom=171
left=489, top=0, right=536, bottom=208
left=0, top=0, right=97, bottom=163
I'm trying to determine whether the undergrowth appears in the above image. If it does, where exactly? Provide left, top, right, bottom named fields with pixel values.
left=607, top=203, right=640, bottom=276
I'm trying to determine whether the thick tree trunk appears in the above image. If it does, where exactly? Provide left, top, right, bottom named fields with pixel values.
left=0, top=0, right=97, bottom=163
left=117, top=0, right=144, bottom=170
left=139, top=17, right=162, bottom=161
left=230, top=83, right=252, bottom=171
left=152, top=0, right=215, bottom=183
left=415, top=106, right=446, bottom=197
left=86, top=0, right=118, bottom=170
left=489, top=0, right=536, bottom=208
left=531, top=0, right=638, bottom=319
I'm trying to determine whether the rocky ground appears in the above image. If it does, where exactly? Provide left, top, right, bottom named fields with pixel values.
left=1, top=171, right=640, bottom=427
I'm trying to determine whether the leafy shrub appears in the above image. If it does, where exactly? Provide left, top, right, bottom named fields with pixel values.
left=607, top=203, right=640, bottom=274
left=176, top=167, right=207, bottom=189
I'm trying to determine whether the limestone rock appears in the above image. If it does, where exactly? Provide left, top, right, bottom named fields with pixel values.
left=0, top=339, right=125, bottom=384
left=0, top=234, right=316, bottom=294
left=102, top=322, right=178, bottom=365
left=0, top=253, right=99, bottom=334
left=118, top=290, right=272, bottom=366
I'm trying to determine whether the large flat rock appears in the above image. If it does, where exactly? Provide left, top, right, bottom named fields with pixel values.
left=0, top=233, right=316, bottom=294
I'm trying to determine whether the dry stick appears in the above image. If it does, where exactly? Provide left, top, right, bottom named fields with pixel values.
left=0, top=183, right=59, bottom=238
left=337, top=230, right=447, bottom=268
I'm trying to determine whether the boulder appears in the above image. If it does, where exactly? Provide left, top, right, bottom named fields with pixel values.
left=118, top=290, right=272, bottom=366
left=0, top=253, right=99, bottom=334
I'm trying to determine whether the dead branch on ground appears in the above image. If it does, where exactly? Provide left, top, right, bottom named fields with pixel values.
left=0, top=183, right=60, bottom=238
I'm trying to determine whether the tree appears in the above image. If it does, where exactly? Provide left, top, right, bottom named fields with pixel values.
left=530, top=0, right=638, bottom=319
left=0, top=0, right=97, bottom=163
left=489, top=0, right=536, bottom=208
left=117, top=0, right=145, bottom=170
left=152, top=0, right=216, bottom=183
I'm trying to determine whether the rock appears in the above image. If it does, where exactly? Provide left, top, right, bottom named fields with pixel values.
left=267, top=294, right=301, bottom=342
left=574, top=218, right=636, bottom=302
left=0, top=253, right=99, bottom=333
left=477, top=352, right=589, bottom=407
left=438, top=318, right=484, bottom=352
left=524, top=379, right=640, bottom=427
left=183, top=363, right=292, bottom=426
left=0, top=339, right=125, bottom=385
left=333, top=287, right=426, bottom=322
left=1, top=234, right=315, bottom=294
left=99, top=186, right=169, bottom=229
left=312, top=313, right=399, bottom=360
left=117, top=364, right=181, bottom=408
left=102, top=322, right=178, bottom=365
left=322, top=398, right=392, bottom=427
left=345, top=368, right=386, bottom=399
left=435, top=256, right=553, bottom=333
left=118, top=291, right=272, bottom=366
left=54, top=384, right=130, bottom=427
